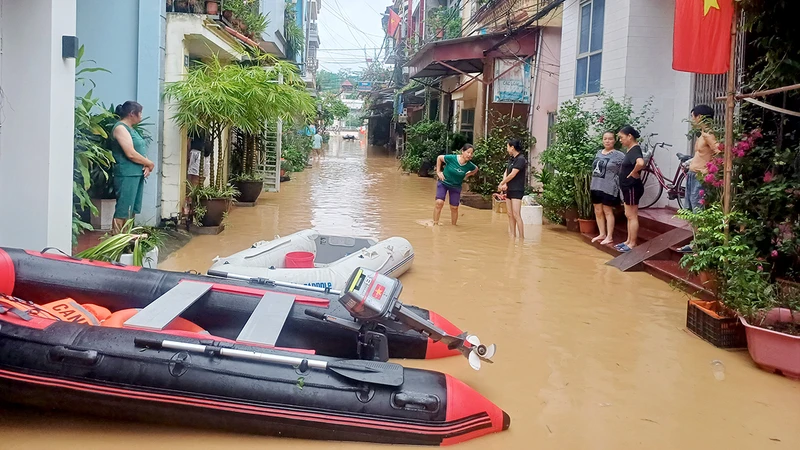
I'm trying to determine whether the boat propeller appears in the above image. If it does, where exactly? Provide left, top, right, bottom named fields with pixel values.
left=464, top=334, right=497, bottom=370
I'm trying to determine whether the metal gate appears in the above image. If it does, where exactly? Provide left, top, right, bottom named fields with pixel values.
left=258, top=120, right=282, bottom=193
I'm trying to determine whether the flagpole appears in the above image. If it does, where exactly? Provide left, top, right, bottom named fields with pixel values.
left=722, top=2, right=739, bottom=239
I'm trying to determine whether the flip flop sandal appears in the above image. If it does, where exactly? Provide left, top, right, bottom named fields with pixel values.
left=617, top=244, right=632, bottom=253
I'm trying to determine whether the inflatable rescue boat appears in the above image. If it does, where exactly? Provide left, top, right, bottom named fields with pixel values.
left=0, top=248, right=490, bottom=362
left=0, top=293, right=509, bottom=445
left=209, top=230, right=414, bottom=291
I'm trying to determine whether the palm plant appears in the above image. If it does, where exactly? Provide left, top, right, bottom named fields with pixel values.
left=76, top=219, right=163, bottom=266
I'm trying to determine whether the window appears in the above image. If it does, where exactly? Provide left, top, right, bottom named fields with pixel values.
left=575, top=0, right=604, bottom=96
left=460, top=109, right=475, bottom=143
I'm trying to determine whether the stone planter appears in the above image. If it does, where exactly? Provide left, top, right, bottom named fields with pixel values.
left=741, top=308, right=800, bottom=380
left=460, top=191, right=492, bottom=210
left=90, top=198, right=116, bottom=231
left=564, top=208, right=579, bottom=232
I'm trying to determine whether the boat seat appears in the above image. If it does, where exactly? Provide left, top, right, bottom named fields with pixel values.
left=123, top=281, right=212, bottom=331
left=236, top=291, right=295, bottom=346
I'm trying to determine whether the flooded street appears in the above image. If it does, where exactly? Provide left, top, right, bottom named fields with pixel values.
left=3, top=136, right=800, bottom=449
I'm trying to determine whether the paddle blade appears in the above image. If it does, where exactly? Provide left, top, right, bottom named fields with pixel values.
left=327, top=359, right=405, bottom=387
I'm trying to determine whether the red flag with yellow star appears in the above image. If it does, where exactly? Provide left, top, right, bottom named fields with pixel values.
left=673, top=0, right=735, bottom=74
left=387, top=8, right=401, bottom=38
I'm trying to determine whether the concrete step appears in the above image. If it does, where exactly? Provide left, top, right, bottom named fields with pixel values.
left=643, top=259, right=716, bottom=301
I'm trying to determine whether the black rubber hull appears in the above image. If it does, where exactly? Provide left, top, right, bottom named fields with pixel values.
left=0, top=317, right=508, bottom=445
left=0, top=248, right=461, bottom=359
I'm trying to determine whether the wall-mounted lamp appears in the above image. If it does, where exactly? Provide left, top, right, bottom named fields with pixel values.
left=62, top=36, right=80, bottom=59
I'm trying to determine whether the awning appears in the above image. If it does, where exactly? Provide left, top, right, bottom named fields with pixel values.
left=406, top=31, right=538, bottom=80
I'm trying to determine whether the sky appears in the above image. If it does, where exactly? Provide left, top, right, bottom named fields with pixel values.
left=317, top=0, right=391, bottom=72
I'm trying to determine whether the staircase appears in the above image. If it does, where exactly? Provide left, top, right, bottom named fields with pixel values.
left=258, top=120, right=282, bottom=192
left=580, top=207, right=715, bottom=300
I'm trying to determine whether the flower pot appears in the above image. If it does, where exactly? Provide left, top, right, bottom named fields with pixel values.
left=418, top=160, right=434, bottom=178
left=205, top=0, right=218, bottom=15
left=564, top=208, right=579, bottom=232
left=119, top=247, right=159, bottom=269
left=741, top=309, right=800, bottom=380
left=698, top=271, right=719, bottom=294
left=233, top=180, right=263, bottom=203
left=200, top=198, right=231, bottom=227
left=90, top=198, right=117, bottom=231
left=577, top=218, right=598, bottom=235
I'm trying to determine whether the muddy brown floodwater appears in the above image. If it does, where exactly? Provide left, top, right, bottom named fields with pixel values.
left=3, top=135, right=800, bottom=449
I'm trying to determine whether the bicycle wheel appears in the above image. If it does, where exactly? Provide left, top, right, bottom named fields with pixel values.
left=639, top=169, right=663, bottom=210
left=674, top=172, right=686, bottom=210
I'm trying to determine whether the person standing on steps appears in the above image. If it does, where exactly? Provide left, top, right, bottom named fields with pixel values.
left=678, top=104, right=720, bottom=253
left=590, top=132, right=626, bottom=245
left=615, top=126, right=645, bottom=253
left=110, top=101, right=155, bottom=233
left=498, top=139, right=527, bottom=239
left=433, top=144, right=479, bottom=225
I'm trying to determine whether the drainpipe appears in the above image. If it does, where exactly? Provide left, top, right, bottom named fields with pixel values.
left=484, top=62, right=490, bottom=138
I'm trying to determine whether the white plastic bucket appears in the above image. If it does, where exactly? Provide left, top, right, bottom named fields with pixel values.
left=520, top=205, right=543, bottom=226
left=119, top=247, right=159, bottom=269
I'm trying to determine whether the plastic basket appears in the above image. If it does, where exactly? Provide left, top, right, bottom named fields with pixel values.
left=686, top=300, right=747, bottom=349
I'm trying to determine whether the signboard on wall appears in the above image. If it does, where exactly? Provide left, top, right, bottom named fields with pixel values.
left=357, top=81, right=373, bottom=92
left=492, top=58, right=532, bottom=104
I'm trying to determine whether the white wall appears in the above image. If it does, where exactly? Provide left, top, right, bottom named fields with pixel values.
left=0, top=0, right=76, bottom=252
left=531, top=26, right=562, bottom=165
left=558, top=0, right=692, bottom=207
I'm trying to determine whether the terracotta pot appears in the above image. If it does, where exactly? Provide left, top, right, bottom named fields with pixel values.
left=233, top=180, right=263, bottom=203
left=205, top=0, right=218, bottom=15
left=199, top=198, right=230, bottom=227
left=564, top=208, right=579, bottom=232
left=741, top=309, right=800, bottom=380
left=577, top=218, right=598, bottom=235
left=698, top=271, right=719, bottom=294
left=418, top=160, right=434, bottom=178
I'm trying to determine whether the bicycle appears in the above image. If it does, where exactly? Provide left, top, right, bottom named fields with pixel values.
left=637, top=134, right=693, bottom=210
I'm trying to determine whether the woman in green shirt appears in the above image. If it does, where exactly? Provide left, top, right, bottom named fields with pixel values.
left=433, top=144, right=479, bottom=225
left=110, top=101, right=155, bottom=233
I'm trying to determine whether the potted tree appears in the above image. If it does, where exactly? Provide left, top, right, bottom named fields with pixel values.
left=164, top=54, right=314, bottom=231
left=229, top=128, right=265, bottom=204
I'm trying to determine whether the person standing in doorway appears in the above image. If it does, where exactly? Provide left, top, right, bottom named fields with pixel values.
left=498, top=138, right=527, bottom=239
left=615, top=126, right=645, bottom=253
left=590, top=132, right=625, bottom=245
left=678, top=104, right=720, bottom=253
left=433, top=144, right=478, bottom=225
left=110, top=101, right=154, bottom=233
left=312, top=131, right=323, bottom=159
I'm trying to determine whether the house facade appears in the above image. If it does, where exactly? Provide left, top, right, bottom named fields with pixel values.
left=0, top=0, right=77, bottom=252
left=557, top=0, right=730, bottom=207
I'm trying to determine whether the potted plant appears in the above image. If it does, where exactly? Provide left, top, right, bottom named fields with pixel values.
left=164, top=53, right=315, bottom=228
left=574, top=173, right=597, bottom=234
left=206, top=0, right=219, bottom=15
left=231, top=173, right=263, bottom=203
left=187, top=182, right=239, bottom=227
left=75, top=219, right=163, bottom=268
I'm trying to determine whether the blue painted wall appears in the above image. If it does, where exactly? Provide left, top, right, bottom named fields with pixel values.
left=76, top=0, right=166, bottom=226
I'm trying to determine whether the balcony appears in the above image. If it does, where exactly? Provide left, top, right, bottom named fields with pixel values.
left=167, top=0, right=221, bottom=18
left=308, top=22, right=320, bottom=47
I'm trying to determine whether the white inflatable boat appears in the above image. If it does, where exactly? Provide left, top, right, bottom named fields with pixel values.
left=208, top=230, right=415, bottom=291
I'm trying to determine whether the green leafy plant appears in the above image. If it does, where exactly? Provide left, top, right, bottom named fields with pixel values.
left=426, top=6, right=462, bottom=40
left=401, top=120, right=451, bottom=174
left=284, top=0, right=305, bottom=61
left=164, top=53, right=314, bottom=191
left=317, top=93, right=349, bottom=129
left=467, top=115, right=534, bottom=199
left=75, top=219, right=164, bottom=266
left=185, top=181, right=239, bottom=225
left=222, top=0, right=269, bottom=38
left=281, top=130, right=313, bottom=173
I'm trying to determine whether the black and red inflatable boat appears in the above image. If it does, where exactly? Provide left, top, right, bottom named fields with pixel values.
left=0, top=248, right=463, bottom=360
left=0, top=292, right=509, bottom=445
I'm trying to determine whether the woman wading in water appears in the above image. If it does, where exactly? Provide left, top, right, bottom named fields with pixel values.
left=498, top=139, right=527, bottom=239
left=590, top=132, right=625, bottom=245
left=433, top=144, right=478, bottom=225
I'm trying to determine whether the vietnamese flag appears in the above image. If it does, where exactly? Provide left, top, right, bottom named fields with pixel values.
left=387, top=8, right=401, bottom=37
left=673, top=0, right=735, bottom=74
